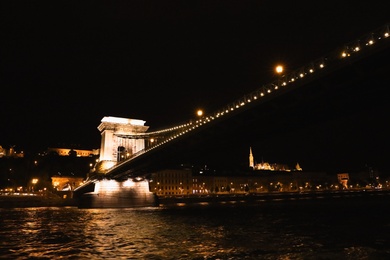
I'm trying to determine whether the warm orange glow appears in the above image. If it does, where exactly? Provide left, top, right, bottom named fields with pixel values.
left=275, top=65, right=283, bottom=74
left=196, top=109, right=203, bottom=117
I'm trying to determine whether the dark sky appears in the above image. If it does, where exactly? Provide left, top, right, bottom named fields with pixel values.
left=1, top=1, right=389, bottom=172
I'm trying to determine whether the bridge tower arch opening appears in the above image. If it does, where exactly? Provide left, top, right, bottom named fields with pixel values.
left=97, top=116, right=149, bottom=171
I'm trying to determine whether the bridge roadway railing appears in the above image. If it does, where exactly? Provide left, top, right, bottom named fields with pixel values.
left=104, top=23, right=389, bottom=179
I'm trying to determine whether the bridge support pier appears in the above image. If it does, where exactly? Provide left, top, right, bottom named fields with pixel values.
left=77, top=178, right=157, bottom=208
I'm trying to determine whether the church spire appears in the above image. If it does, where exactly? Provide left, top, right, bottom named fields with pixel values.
left=249, top=147, right=254, bottom=169
left=295, top=162, right=302, bottom=171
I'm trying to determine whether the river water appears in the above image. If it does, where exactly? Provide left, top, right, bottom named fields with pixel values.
left=1, top=195, right=390, bottom=259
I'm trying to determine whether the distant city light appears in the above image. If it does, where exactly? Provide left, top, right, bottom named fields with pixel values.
left=197, top=109, right=203, bottom=117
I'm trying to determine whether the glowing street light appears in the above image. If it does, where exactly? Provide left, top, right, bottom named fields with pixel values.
left=196, top=109, right=203, bottom=117
left=275, top=65, right=284, bottom=74
left=275, top=65, right=285, bottom=86
left=31, top=178, right=38, bottom=192
left=150, top=138, right=155, bottom=147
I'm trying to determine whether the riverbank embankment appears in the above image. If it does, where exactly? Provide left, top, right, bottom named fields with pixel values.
left=156, top=189, right=390, bottom=207
left=0, top=194, right=77, bottom=208
left=1, top=189, right=389, bottom=208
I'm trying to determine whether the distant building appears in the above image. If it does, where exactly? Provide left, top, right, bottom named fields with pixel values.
left=337, top=173, right=349, bottom=189
left=51, top=175, right=85, bottom=191
left=50, top=175, right=85, bottom=199
left=46, top=147, right=99, bottom=157
left=249, top=147, right=302, bottom=172
left=149, top=168, right=337, bottom=195
left=0, top=145, right=24, bottom=158
left=0, top=146, right=5, bottom=158
left=150, top=169, right=192, bottom=196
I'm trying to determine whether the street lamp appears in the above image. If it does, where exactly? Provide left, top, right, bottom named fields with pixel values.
left=275, top=65, right=284, bottom=75
left=148, top=138, right=155, bottom=149
left=275, top=64, right=284, bottom=86
left=196, top=109, right=203, bottom=117
left=31, top=178, right=38, bottom=192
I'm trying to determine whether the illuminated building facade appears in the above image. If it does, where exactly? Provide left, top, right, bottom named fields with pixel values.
left=337, top=173, right=349, bottom=189
left=0, top=145, right=24, bottom=158
left=150, top=169, right=192, bottom=196
left=149, top=168, right=338, bottom=195
left=249, top=147, right=302, bottom=172
left=51, top=176, right=85, bottom=191
left=46, top=147, right=99, bottom=157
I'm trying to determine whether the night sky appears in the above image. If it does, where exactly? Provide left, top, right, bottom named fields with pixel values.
left=1, top=1, right=389, bottom=172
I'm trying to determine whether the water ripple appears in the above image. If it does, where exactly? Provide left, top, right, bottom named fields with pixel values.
left=1, top=200, right=390, bottom=259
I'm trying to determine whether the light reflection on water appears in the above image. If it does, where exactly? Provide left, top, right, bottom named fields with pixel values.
left=1, top=198, right=390, bottom=259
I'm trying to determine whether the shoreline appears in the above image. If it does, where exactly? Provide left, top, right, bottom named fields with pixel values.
left=0, top=194, right=77, bottom=208
left=1, top=189, right=389, bottom=209
left=156, top=189, right=390, bottom=207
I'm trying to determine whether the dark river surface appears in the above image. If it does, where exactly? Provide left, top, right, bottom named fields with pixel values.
left=1, top=195, right=390, bottom=259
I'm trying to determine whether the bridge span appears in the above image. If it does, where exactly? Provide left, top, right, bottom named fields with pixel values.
left=74, top=24, right=389, bottom=207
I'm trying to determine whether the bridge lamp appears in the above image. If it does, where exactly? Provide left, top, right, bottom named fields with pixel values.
left=148, top=138, right=155, bottom=148
left=196, top=109, right=204, bottom=117
left=275, top=65, right=284, bottom=74
left=275, top=65, right=284, bottom=87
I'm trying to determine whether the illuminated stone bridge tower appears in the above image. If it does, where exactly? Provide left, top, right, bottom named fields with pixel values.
left=97, top=116, right=149, bottom=170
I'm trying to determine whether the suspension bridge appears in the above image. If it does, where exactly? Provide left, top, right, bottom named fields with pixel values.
left=74, top=23, right=389, bottom=207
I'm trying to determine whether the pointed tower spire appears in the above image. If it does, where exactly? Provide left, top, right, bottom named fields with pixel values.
left=249, top=147, right=254, bottom=169
left=295, top=162, right=302, bottom=171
